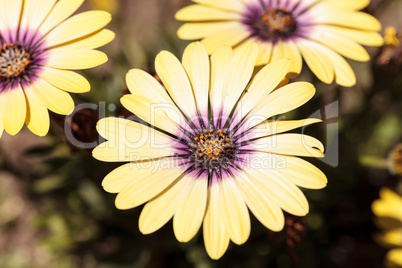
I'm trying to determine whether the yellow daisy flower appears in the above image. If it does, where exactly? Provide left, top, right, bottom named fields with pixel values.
left=372, top=188, right=402, bottom=268
left=93, top=42, right=327, bottom=259
left=0, top=0, right=114, bottom=137
left=175, top=0, right=383, bottom=86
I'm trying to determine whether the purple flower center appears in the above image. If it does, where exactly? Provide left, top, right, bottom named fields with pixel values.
left=0, top=43, right=33, bottom=79
left=248, top=6, right=297, bottom=41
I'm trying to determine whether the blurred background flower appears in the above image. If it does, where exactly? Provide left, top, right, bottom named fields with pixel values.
left=372, top=188, right=402, bottom=268
left=0, top=0, right=401, bottom=267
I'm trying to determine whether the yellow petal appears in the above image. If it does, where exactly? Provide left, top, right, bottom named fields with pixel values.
left=39, top=67, right=90, bottom=93
left=252, top=118, right=322, bottom=138
left=192, top=0, right=245, bottom=13
left=310, top=0, right=370, bottom=13
left=1, top=85, right=26, bottom=136
left=219, top=175, right=250, bottom=245
left=173, top=175, right=208, bottom=242
left=114, top=159, right=184, bottom=209
left=50, top=29, right=115, bottom=51
left=222, top=42, right=258, bottom=114
left=275, top=155, right=327, bottom=189
left=182, top=42, right=209, bottom=114
left=313, top=43, right=356, bottom=87
left=309, top=30, right=370, bottom=62
left=249, top=133, right=325, bottom=158
left=203, top=181, right=230, bottom=260
left=296, top=39, right=334, bottom=84
left=120, top=94, right=179, bottom=134
left=20, top=0, right=56, bottom=37
left=155, top=50, right=196, bottom=117
left=45, top=49, right=108, bottom=70
left=23, top=86, right=50, bottom=137
left=235, top=171, right=284, bottom=231
left=313, top=25, right=384, bottom=47
left=177, top=21, right=241, bottom=40
left=39, top=0, right=85, bottom=35
left=175, top=4, right=241, bottom=21
left=93, top=118, right=176, bottom=162
left=387, top=248, right=402, bottom=267
left=313, top=11, right=381, bottom=31
left=255, top=40, right=273, bottom=66
left=248, top=82, right=315, bottom=129
left=30, top=77, right=74, bottom=115
left=210, top=45, right=233, bottom=115
left=200, top=24, right=250, bottom=54
left=0, top=0, right=22, bottom=30
left=245, top=160, right=309, bottom=216
left=139, top=175, right=193, bottom=234
left=240, top=58, right=290, bottom=116
left=44, top=10, right=112, bottom=47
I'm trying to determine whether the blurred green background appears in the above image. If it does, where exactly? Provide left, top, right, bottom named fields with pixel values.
left=0, top=0, right=401, bottom=267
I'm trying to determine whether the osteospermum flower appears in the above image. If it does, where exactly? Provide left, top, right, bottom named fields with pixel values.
left=175, top=0, right=383, bottom=86
left=93, top=42, right=327, bottom=259
left=0, top=0, right=114, bottom=137
left=372, top=188, right=402, bottom=268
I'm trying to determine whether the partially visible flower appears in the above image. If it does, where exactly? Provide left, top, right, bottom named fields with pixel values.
left=175, top=0, right=383, bottom=86
left=88, top=0, right=119, bottom=15
left=372, top=188, right=402, bottom=268
left=388, top=144, right=402, bottom=177
left=93, top=42, right=327, bottom=259
left=0, top=0, right=114, bottom=137
left=377, top=26, right=402, bottom=70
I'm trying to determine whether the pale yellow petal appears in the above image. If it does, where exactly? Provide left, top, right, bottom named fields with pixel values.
left=297, top=39, right=334, bottom=84
left=20, top=0, right=56, bottom=36
left=235, top=171, right=285, bottom=231
left=203, top=181, right=230, bottom=260
left=49, top=29, right=115, bottom=51
left=0, top=0, right=22, bottom=29
left=240, top=59, right=290, bottom=116
left=155, top=50, right=196, bottom=117
left=310, top=43, right=356, bottom=87
left=313, top=11, right=381, bottom=31
left=247, top=82, right=315, bottom=129
left=125, top=69, right=183, bottom=124
left=313, top=25, right=384, bottom=46
left=177, top=22, right=241, bottom=40
left=174, top=176, right=208, bottom=242
left=249, top=133, right=325, bottom=158
left=30, top=77, right=74, bottom=115
left=192, top=0, right=245, bottom=13
left=94, top=117, right=177, bottom=162
left=275, top=155, right=327, bottom=189
left=309, top=30, right=370, bottom=62
left=23, top=86, right=50, bottom=137
left=182, top=42, right=209, bottom=114
left=210, top=45, right=233, bottom=115
left=139, top=175, right=193, bottom=234
left=310, top=0, right=370, bottom=13
left=222, top=42, right=258, bottom=114
left=201, top=25, right=250, bottom=54
left=252, top=119, right=322, bottom=139
left=219, top=176, right=250, bottom=245
left=39, top=0, right=85, bottom=34
left=175, top=4, right=241, bottom=21
left=120, top=94, right=179, bottom=134
left=45, top=49, right=108, bottom=70
left=245, top=160, right=309, bottom=216
left=114, top=158, right=184, bottom=209
left=39, top=67, right=90, bottom=93
left=44, top=11, right=112, bottom=47
left=255, top=40, right=273, bottom=66
left=1, top=85, right=26, bottom=136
